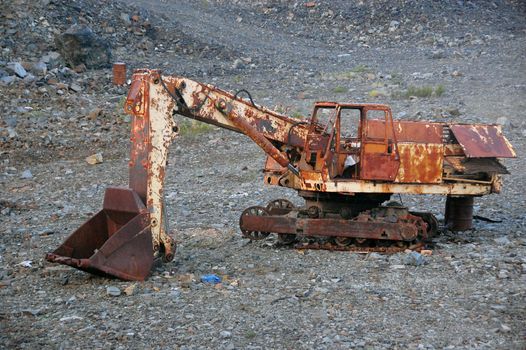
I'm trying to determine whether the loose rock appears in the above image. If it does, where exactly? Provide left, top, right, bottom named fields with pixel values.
left=106, top=286, right=121, bottom=297
left=20, top=169, right=33, bottom=179
left=55, top=25, right=111, bottom=69
left=6, top=62, right=27, bottom=78
left=85, top=152, right=103, bottom=165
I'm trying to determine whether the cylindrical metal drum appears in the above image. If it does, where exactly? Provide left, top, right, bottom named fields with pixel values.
left=445, top=196, right=474, bottom=231
left=112, top=62, right=126, bottom=85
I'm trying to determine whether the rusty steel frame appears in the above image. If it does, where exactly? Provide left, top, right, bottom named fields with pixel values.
left=240, top=215, right=420, bottom=241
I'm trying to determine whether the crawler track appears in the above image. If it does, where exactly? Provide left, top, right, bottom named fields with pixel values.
left=240, top=198, right=438, bottom=252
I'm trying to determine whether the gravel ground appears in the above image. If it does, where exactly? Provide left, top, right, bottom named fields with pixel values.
left=1, top=1, right=525, bottom=349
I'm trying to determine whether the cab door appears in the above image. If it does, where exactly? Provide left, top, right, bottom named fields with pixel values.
left=360, top=108, right=400, bottom=181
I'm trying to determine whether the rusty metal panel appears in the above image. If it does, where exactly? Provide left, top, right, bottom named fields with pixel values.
left=264, top=155, right=285, bottom=172
left=450, top=124, right=516, bottom=158
left=360, top=152, right=399, bottom=181
left=395, top=143, right=443, bottom=183
left=367, top=120, right=443, bottom=143
left=444, top=144, right=464, bottom=156
left=363, top=142, right=386, bottom=153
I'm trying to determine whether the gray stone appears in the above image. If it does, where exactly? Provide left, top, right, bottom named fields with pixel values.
left=32, top=61, right=47, bottom=76
left=497, top=270, right=509, bottom=279
left=220, top=330, right=232, bottom=339
left=6, top=127, right=18, bottom=138
left=428, top=49, right=447, bottom=59
left=6, top=62, right=27, bottom=78
left=389, top=20, right=400, bottom=32
left=20, top=169, right=33, bottom=179
left=169, top=289, right=181, bottom=298
left=232, top=59, right=245, bottom=69
left=496, top=116, right=509, bottom=127
left=494, top=236, right=511, bottom=246
left=447, top=107, right=461, bottom=117
left=55, top=25, right=111, bottom=69
left=368, top=252, right=384, bottom=260
left=23, top=74, right=36, bottom=83
left=69, top=83, right=82, bottom=92
left=0, top=76, right=16, bottom=85
left=3, top=116, right=16, bottom=128
left=60, top=67, right=76, bottom=76
left=106, top=286, right=121, bottom=297
left=138, top=38, right=154, bottom=51
left=404, top=252, right=427, bottom=266
left=41, top=52, right=62, bottom=68
left=120, top=13, right=131, bottom=25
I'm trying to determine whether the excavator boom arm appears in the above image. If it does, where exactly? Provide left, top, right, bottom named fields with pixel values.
left=122, top=69, right=308, bottom=266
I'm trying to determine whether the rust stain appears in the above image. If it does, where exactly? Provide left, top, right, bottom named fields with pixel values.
left=395, top=143, right=443, bottom=183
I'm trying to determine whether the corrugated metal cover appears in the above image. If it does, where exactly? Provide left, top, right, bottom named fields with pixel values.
left=450, top=124, right=516, bottom=158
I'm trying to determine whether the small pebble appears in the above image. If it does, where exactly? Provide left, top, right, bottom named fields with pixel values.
left=20, top=169, right=33, bottom=179
left=220, top=330, right=232, bottom=339
left=106, top=286, right=121, bottom=297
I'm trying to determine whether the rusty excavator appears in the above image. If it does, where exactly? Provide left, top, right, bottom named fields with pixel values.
left=46, top=69, right=516, bottom=281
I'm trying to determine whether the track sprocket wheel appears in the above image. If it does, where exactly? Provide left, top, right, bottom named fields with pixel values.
left=240, top=206, right=271, bottom=240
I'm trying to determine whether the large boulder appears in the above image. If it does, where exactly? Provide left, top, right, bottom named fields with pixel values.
left=55, top=25, right=111, bottom=69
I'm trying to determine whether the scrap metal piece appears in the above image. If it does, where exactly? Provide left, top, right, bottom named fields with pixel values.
left=112, top=62, right=126, bottom=85
left=450, top=124, right=516, bottom=158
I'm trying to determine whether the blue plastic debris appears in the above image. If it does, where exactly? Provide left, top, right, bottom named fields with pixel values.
left=201, top=274, right=222, bottom=284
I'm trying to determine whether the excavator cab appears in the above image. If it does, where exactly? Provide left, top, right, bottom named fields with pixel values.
left=305, top=102, right=399, bottom=181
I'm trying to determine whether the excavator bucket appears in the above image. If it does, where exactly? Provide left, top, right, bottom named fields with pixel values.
left=46, top=70, right=177, bottom=281
left=45, top=187, right=154, bottom=281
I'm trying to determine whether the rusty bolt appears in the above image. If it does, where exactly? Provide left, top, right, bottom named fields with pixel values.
left=217, top=100, right=227, bottom=110
left=164, top=252, right=174, bottom=262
